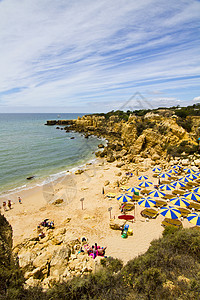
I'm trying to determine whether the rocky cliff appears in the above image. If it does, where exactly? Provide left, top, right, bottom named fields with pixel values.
left=48, top=113, right=200, bottom=164
left=0, top=213, right=24, bottom=296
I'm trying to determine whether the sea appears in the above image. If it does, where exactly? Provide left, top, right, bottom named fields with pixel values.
left=0, top=113, right=103, bottom=195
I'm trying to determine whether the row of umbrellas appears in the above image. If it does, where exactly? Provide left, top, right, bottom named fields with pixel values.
left=114, top=165, right=200, bottom=226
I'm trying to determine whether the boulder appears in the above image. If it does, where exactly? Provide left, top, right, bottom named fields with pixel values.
left=104, top=180, right=110, bottom=186
left=98, top=144, right=104, bottom=148
left=75, top=169, right=84, bottom=175
left=116, top=162, right=125, bottom=168
left=151, top=153, right=160, bottom=161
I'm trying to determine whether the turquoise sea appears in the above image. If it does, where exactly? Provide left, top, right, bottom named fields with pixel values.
left=0, top=113, right=102, bottom=194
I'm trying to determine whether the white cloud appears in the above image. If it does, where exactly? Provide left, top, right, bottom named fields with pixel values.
left=193, top=96, right=200, bottom=103
left=0, top=0, right=200, bottom=112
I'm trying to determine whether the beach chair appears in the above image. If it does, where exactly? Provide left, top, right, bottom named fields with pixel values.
left=172, top=189, right=185, bottom=196
left=163, top=194, right=174, bottom=200
left=179, top=207, right=191, bottom=218
left=141, top=208, right=158, bottom=219
left=155, top=199, right=167, bottom=207
left=140, top=189, right=151, bottom=195
left=110, top=219, right=126, bottom=230
left=161, top=218, right=183, bottom=228
left=122, top=203, right=135, bottom=212
left=189, top=202, right=200, bottom=211
left=131, top=195, right=142, bottom=201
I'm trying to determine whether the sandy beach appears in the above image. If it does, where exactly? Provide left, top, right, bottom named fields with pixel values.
left=0, top=158, right=193, bottom=264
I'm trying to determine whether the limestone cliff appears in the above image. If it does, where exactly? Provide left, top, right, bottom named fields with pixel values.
left=50, top=113, right=199, bottom=163
left=0, top=213, right=23, bottom=296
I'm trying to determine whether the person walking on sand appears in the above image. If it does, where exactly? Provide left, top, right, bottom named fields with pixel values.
left=18, top=196, right=22, bottom=204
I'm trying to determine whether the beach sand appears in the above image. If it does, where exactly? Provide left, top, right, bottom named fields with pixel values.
left=0, top=159, right=193, bottom=264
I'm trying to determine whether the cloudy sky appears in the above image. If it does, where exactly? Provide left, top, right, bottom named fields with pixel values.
left=0, top=0, right=200, bottom=113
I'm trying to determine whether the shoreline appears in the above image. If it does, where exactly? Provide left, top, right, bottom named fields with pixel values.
left=0, top=136, right=106, bottom=200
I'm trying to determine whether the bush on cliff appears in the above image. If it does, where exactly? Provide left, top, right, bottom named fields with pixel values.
left=2, top=227, right=200, bottom=300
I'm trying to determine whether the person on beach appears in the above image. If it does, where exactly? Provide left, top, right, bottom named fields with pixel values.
left=3, top=201, right=7, bottom=211
left=8, top=200, right=12, bottom=209
left=18, top=197, right=22, bottom=204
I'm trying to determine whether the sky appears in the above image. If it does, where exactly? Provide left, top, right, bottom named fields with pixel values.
left=0, top=0, right=200, bottom=113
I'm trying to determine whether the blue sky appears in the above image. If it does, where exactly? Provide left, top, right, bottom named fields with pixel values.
left=0, top=0, right=200, bottom=113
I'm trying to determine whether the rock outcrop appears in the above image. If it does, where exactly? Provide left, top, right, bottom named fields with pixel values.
left=13, top=227, right=97, bottom=289
left=49, top=113, right=199, bottom=164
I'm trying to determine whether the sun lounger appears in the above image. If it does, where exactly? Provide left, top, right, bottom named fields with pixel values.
left=189, top=202, right=200, bottom=211
left=121, top=202, right=135, bottom=212
left=186, top=182, right=198, bottom=187
left=131, top=195, right=142, bottom=201
left=172, top=190, right=186, bottom=195
left=155, top=199, right=167, bottom=207
left=140, top=189, right=151, bottom=195
left=161, top=218, right=183, bottom=228
left=179, top=207, right=191, bottom=217
left=163, top=194, right=174, bottom=200
left=141, top=208, right=158, bottom=219
left=109, top=219, right=126, bottom=230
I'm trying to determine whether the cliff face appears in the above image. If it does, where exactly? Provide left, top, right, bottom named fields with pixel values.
left=59, top=114, right=199, bottom=163
left=0, top=213, right=23, bottom=296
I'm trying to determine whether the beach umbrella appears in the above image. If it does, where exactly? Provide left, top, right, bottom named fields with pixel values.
left=138, top=197, right=156, bottom=208
left=183, top=191, right=200, bottom=201
left=186, top=174, right=198, bottom=180
left=171, top=181, right=186, bottom=189
left=159, top=184, right=175, bottom=191
left=167, top=169, right=178, bottom=174
left=138, top=175, right=149, bottom=181
left=183, top=168, right=196, bottom=174
left=149, top=190, right=166, bottom=198
left=179, top=177, right=193, bottom=183
left=126, top=187, right=141, bottom=193
left=172, top=165, right=182, bottom=169
left=170, top=197, right=190, bottom=207
left=159, top=173, right=171, bottom=179
left=192, top=187, right=200, bottom=194
left=138, top=181, right=153, bottom=188
left=117, top=193, right=133, bottom=202
left=152, top=167, right=162, bottom=172
left=187, top=212, right=200, bottom=226
left=160, top=206, right=181, bottom=219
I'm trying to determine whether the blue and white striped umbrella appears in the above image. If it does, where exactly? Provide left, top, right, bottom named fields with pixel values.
left=159, top=173, right=171, bottom=179
left=172, top=165, right=182, bottom=169
left=138, top=197, right=156, bottom=208
left=167, top=169, right=178, bottom=174
left=186, top=174, right=198, bottom=180
left=183, top=191, right=200, bottom=201
left=149, top=190, right=166, bottom=198
left=126, top=187, right=141, bottom=193
left=159, top=184, right=175, bottom=191
left=183, top=168, right=196, bottom=174
left=138, top=175, right=149, bottom=181
left=171, top=181, right=186, bottom=189
left=179, top=177, right=193, bottom=183
left=192, top=187, right=200, bottom=194
left=170, top=197, right=190, bottom=207
left=138, top=181, right=153, bottom=188
left=152, top=167, right=162, bottom=172
left=117, top=193, right=133, bottom=202
left=187, top=213, right=200, bottom=226
left=160, top=206, right=181, bottom=219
